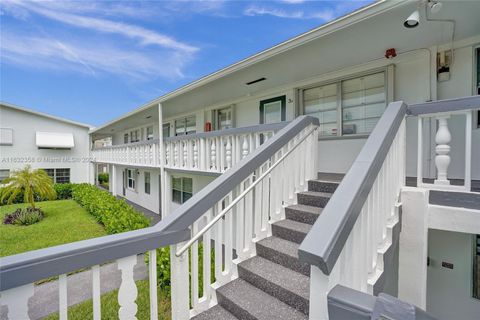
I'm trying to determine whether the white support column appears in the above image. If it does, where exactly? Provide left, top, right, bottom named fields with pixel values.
left=111, top=164, right=117, bottom=196
left=158, top=103, right=166, bottom=217
left=170, top=243, right=190, bottom=320
left=398, top=187, right=429, bottom=309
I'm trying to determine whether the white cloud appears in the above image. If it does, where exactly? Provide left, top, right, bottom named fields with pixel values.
left=281, top=0, right=306, bottom=4
left=244, top=5, right=334, bottom=21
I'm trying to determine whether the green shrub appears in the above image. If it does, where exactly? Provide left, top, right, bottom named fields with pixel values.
left=54, top=183, right=74, bottom=200
left=98, top=173, right=109, bottom=184
left=3, top=207, right=44, bottom=226
left=71, top=184, right=149, bottom=234
left=0, top=189, right=49, bottom=205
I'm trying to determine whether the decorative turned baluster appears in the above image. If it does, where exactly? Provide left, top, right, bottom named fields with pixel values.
left=210, top=140, right=217, bottom=170
left=183, top=142, right=188, bottom=167
left=174, top=143, right=179, bottom=167
left=117, top=255, right=138, bottom=320
left=165, top=143, right=170, bottom=166
left=241, top=136, right=249, bottom=159
left=434, top=116, right=451, bottom=185
left=193, top=141, right=198, bottom=168
left=1, top=283, right=34, bottom=320
left=226, top=138, right=232, bottom=169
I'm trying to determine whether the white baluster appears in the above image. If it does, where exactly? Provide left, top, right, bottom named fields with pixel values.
left=193, top=141, right=198, bottom=168
left=1, top=283, right=34, bottom=320
left=148, top=250, right=158, bottom=320
left=92, top=265, right=101, bottom=320
left=174, top=143, right=179, bottom=168
left=59, top=274, right=68, bottom=320
left=210, top=140, right=217, bottom=170
left=434, top=116, right=451, bottom=186
left=225, top=137, right=232, bottom=169
left=183, top=142, right=188, bottom=168
left=241, top=136, right=249, bottom=159
left=117, top=255, right=138, bottom=320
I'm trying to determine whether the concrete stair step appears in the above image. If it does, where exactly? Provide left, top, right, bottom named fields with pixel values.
left=317, top=172, right=344, bottom=182
left=285, top=204, right=323, bottom=225
left=238, top=256, right=310, bottom=315
left=308, top=179, right=339, bottom=193
left=191, top=305, right=239, bottom=320
left=216, top=279, right=308, bottom=320
left=297, top=191, right=331, bottom=208
left=256, top=236, right=310, bottom=276
left=272, top=219, right=312, bottom=244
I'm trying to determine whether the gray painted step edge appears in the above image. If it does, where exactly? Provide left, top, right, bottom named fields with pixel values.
left=238, top=256, right=310, bottom=315
left=191, top=304, right=239, bottom=320
left=285, top=204, right=323, bottom=225
left=216, top=278, right=308, bottom=320
left=297, top=191, right=331, bottom=208
left=272, top=219, right=312, bottom=244
left=256, top=237, right=310, bottom=276
left=308, top=180, right=339, bottom=193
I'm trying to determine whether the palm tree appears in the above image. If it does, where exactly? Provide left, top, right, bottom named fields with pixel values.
left=0, top=165, right=56, bottom=208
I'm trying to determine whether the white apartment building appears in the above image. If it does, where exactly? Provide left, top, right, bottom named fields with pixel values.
left=1, top=1, right=480, bottom=319
left=0, top=102, right=92, bottom=184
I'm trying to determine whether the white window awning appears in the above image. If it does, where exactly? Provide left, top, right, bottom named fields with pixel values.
left=36, top=132, right=74, bottom=149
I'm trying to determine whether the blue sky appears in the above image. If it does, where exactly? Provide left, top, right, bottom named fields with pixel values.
left=0, top=0, right=370, bottom=126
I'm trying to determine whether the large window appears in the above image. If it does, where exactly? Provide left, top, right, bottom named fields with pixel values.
left=146, top=126, right=154, bottom=140
left=175, top=116, right=196, bottom=136
left=172, top=177, right=192, bottom=204
left=144, top=172, right=151, bottom=195
left=213, top=107, right=233, bottom=130
left=130, top=129, right=140, bottom=143
left=127, top=169, right=136, bottom=190
left=163, top=123, right=171, bottom=138
left=260, top=96, right=286, bottom=124
left=302, top=71, right=388, bottom=137
left=0, top=169, right=10, bottom=183
left=43, top=168, right=70, bottom=184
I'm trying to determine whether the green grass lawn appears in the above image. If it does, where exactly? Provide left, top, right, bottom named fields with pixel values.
left=44, top=279, right=171, bottom=320
left=0, top=200, right=107, bottom=257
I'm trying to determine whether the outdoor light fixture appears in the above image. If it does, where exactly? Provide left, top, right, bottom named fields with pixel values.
left=429, top=0, right=443, bottom=14
left=404, top=9, right=420, bottom=28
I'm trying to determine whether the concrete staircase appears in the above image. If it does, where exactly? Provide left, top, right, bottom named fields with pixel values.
left=192, top=173, right=343, bottom=320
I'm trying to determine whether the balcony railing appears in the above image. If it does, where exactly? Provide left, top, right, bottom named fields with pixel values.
left=0, top=116, right=318, bottom=320
left=91, top=122, right=287, bottom=173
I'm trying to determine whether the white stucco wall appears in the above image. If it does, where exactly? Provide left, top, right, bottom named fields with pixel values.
left=427, top=229, right=480, bottom=320
left=110, top=165, right=161, bottom=214
left=0, top=105, right=91, bottom=183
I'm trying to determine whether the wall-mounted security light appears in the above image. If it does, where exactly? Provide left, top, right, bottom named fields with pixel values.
left=404, top=9, right=420, bottom=28
left=404, top=1, right=443, bottom=29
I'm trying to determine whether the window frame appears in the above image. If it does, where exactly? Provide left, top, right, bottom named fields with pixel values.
left=474, top=45, right=480, bottom=129
left=171, top=176, right=193, bottom=204
left=162, top=123, right=171, bottom=138
left=43, top=168, right=70, bottom=184
left=174, top=115, right=196, bottom=136
left=144, top=171, right=151, bottom=195
left=299, top=66, right=393, bottom=140
left=146, top=126, right=154, bottom=140
left=259, top=96, right=286, bottom=124
left=130, top=129, right=140, bottom=143
left=212, top=106, right=234, bottom=131
left=127, top=169, right=136, bottom=190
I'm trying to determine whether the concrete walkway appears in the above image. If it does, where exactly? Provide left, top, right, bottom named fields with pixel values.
left=116, top=196, right=162, bottom=225
left=0, top=255, right=148, bottom=320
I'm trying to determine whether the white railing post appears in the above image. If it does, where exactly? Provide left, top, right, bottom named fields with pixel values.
left=464, top=111, right=472, bottom=191
left=1, top=283, right=34, bottom=320
left=434, top=115, right=451, bottom=186
left=170, top=243, right=190, bottom=320
left=117, top=255, right=138, bottom=320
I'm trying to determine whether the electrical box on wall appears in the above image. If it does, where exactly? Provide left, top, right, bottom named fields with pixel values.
left=437, top=50, right=452, bottom=82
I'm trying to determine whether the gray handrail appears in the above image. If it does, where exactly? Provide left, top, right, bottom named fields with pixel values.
left=0, top=116, right=317, bottom=291
left=407, top=95, right=480, bottom=116
left=163, top=121, right=288, bottom=142
left=298, top=101, right=408, bottom=275
left=175, top=126, right=317, bottom=257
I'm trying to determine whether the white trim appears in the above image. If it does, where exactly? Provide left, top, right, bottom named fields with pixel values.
left=1, top=102, right=92, bottom=129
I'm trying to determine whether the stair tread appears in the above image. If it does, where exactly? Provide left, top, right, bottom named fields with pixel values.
left=298, top=190, right=333, bottom=198
left=217, top=279, right=308, bottom=320
left=191, top=305, right=239, bottom=320
left=286, top=204, right=323, bottom=215
left=257, top=236, right=301, bottom=258
left=273, top=219, right=312, bottom=234
left=239, top=256, right=309, bottom=300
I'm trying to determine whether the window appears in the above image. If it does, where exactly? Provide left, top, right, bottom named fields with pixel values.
left=124, top=133, right=129, bottom=144
left=214, top=107, right=233, bottom=130
left=172, top=177, right=193, bottom=204
left=0, top=128, right=13, bottom=146
left=130, top=129, right=140, bottom=143
left=175, top=116, right=196, bottom=136
left=144, top=172, right=151, bottom=194
left=43, top=168, right=70, bottom=184
left=476, top=48, right=480, bottom=128
left=127, top=169, right=136, bottom=190
left=474, top=234, right=480, bottom=300
left=0, top=169, right=10, bottom=183
left=302, top=71, right=388, bottom=137
left=163, top=123, right=171, bottom=138
left=260, top=96, right=286, bottom=124
left=146, top=126, right=154, bottom=140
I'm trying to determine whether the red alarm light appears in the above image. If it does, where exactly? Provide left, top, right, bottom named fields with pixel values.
left=385, top=48, right=397, bottom=59
left=205, top=122, right=212, bottom=132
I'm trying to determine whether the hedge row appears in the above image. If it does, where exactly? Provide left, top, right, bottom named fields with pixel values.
left=71, top=184, right=150, bottom=234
